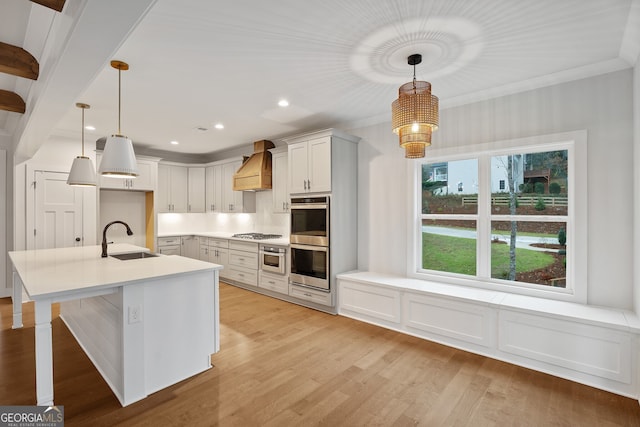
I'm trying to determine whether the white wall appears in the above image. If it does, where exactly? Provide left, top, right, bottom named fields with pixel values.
left=634, top=62, right=640, bottom=313
left=99, top=190, right=147, bottom=247
left=348, top=69, right=634, bottom=310
left=0, top=147, right=6, bottom=297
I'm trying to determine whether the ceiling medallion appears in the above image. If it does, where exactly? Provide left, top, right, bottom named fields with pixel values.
left=350, top=17, right=484, bottom=84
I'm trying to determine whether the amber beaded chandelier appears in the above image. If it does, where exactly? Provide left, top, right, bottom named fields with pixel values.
left=391, top=54, right=439, bottom=158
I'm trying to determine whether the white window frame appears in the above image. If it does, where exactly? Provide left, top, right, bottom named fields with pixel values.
left=408, top=130, right=588, bottom=304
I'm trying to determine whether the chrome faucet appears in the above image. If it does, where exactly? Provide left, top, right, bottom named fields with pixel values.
left=102, top=220, right=133, bottom=258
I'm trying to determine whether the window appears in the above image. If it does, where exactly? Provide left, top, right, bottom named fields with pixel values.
left=412, top=131, right=587, bottom=303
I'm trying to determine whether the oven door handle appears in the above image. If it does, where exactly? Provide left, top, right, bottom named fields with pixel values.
left=290, top=204, right=328, bottom=210
left=290, top=243, right=328, bottom=252
left=260, top=250, right=286, bottom=256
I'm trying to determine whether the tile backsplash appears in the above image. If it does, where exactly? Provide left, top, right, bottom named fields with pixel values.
left=157, top=190, right=289, bottom=236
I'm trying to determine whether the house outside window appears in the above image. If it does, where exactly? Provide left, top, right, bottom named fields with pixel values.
left=411, top=131, right=588, bottom=303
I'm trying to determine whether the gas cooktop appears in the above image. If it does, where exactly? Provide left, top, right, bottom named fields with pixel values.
left=231, top=232, right=283, bottom=240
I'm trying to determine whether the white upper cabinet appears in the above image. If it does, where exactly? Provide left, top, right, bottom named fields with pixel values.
left=271, top=149, right=289, bottom=213
left=187, top=167, right=205, bottom=213
left=159, top=159, right=255, bottom=214
left=157, top=164, right=188, bottom=213
left=288, top=136, right=331, bottom=194
left=97, top=154, right=157, bottom=191
left=205, top=165, right=223, bottom=213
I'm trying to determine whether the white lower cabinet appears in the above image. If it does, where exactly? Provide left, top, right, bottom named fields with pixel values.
left=259, top=271, right=288, bottom=295
left=227, top=266, right=258, bottom=287
left=227, top=241, right=258, bottom=286
left=157, top=236, right=181, bottom=255
left=200, top=238, right=229, bottom=280
left=289, top=284, right=332, bottom=306
left=181, top=235, right=200, bottom=259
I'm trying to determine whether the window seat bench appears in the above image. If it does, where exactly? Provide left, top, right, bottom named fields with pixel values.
left=337, top=271, right=640, bottom=400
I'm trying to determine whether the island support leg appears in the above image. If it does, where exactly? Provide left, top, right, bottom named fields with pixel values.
left=12, top=270, right=23, bottom=329
left=34, top=299, right=54, bottom=406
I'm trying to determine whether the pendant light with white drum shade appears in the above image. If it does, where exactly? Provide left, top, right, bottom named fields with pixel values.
left=98, top=60, right=139, bottom=178
left=67, top=103, right=97, bottom=186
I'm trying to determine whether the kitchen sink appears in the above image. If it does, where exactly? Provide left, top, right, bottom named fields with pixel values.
left=110, top=252, right=159, bottom=260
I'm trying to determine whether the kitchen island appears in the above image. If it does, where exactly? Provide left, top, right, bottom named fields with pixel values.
left=9, top=243, right=221, bottom=407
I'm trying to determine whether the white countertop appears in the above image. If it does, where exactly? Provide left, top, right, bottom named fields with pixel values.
left=9, top=244, right=222, bottom=300
left=158, top=231, right=290, bottom=246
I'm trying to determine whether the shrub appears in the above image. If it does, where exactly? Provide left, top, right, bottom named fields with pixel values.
left=535, top=197, right=546, bottom=211
left=558, top=227, right=566, bottom=246
left=520, top=183, right=533, bottom=193
left=534, top=182, right=545, bottom=194
left=549, top=182, right=561, bottom=195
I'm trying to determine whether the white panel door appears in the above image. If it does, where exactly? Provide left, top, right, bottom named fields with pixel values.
left=34, top=171, right=83, bottom=249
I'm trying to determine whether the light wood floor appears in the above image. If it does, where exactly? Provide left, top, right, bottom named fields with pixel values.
left=1, top=283, right=640, bottom=426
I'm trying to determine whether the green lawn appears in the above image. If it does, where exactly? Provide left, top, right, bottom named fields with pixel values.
left=423, top=232, right=555, bottom=277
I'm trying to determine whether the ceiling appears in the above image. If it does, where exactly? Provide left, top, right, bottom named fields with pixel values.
left=2, top=0, right=639, bottom=160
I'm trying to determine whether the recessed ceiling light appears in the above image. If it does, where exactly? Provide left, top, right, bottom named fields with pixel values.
left=170, top=140, right=179, bottom=145
left=85, top=125, right=96, bottom=131
left=214, top=123, right=224, bottom=130
left=278, top=99, right=289, bottom=107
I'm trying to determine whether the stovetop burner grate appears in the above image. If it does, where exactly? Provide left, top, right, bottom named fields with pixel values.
left=232, top=232, right=283, bottom=240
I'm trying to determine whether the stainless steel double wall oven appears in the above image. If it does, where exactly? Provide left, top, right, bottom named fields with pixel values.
left=289, top=196, right=330, bottom=291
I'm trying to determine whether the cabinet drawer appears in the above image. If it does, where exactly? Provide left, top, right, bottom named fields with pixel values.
left=158, top=236, right=181, bottom=246
left=289, top=284, right=332, bottom=306
left=229, top=250, right=258, bottom=269
left=208, top=238, right=229, bottom=249
left=259, top=272, right=288, bottom=294
left=158, top=245, right=180, bottom=256
left=229, top=240, right=258, bottom=253
left=227, top=266, right=258, bottom=286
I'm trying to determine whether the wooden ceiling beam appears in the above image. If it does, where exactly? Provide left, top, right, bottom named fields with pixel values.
left=0, top=90, right=26, bottom=113
left=29, top=0, right=66, bottom=12
left=0, top=41, right=39, bottom=80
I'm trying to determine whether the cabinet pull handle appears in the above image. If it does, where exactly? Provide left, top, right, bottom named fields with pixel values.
left=304, top=293, right=312, bottom=297
left=303, top=180, right=307, bottom=190
left=307, top=179, right=311, bottom=190
left=268, top=281, right=275, bottom=285
left=282, top=201, right=285, bottom=211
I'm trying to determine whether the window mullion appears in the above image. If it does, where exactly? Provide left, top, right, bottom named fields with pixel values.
left=476, top=154, right=492, bottom=278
